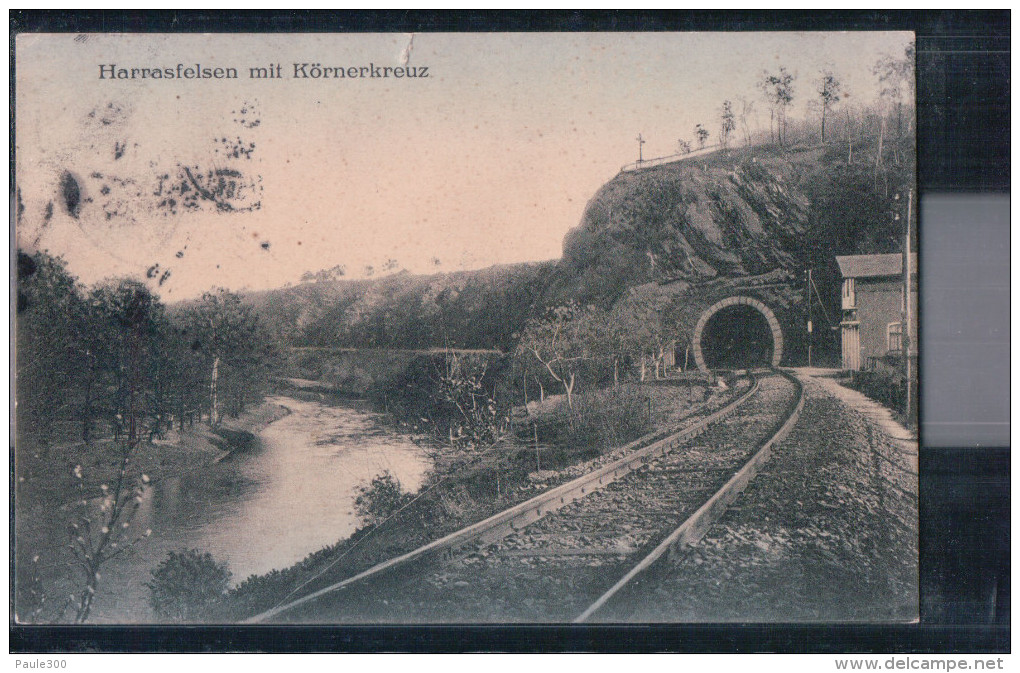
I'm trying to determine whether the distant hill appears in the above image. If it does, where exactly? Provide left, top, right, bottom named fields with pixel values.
left=240, top=135, right=913, bottom=353
left=242, top=261, right=557, bottom=351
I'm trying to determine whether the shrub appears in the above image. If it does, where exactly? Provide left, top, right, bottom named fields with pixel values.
left=527, top=384, right=654, bottom=465
left=568, top=385, right=652, bottom=454
left=146, top=549, right=231, bottom=622
left=354, top=471, right=415, bottom=526
left=844, top=370, right=906, bottom=415
left=371, top=352, right=511, bottom=450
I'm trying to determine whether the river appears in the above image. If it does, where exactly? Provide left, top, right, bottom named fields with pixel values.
left=86, top=395, right=432, bottom=623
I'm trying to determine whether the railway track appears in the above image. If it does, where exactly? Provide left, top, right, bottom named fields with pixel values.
left=249, top=369, right=803, bottom=623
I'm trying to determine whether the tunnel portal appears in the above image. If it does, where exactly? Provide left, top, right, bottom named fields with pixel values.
left=691, top=296, right=784, bottom=372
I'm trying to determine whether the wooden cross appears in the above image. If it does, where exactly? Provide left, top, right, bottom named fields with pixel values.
left=636, top=133, right=646, bottom=162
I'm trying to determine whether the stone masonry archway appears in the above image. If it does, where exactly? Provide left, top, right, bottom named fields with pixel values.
left=691, top=296, right=783, bottom=371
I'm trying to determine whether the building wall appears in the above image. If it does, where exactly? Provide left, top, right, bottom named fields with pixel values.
left=855, top=276, right=918, bottom=367
left=841, top=320, right=861, bottom=370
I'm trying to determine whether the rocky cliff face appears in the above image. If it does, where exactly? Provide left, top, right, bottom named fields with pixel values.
left=550, top=137, right=915, bottom=312
left=548, top=146, right=823, bottom=308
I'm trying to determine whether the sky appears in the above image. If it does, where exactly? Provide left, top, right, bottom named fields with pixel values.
left=15, top=32, right=914, bottom=299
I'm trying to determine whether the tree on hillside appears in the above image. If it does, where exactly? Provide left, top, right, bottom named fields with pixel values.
left=842, top=104, right=859, bottom=164
left=87, top=279, right=166, bottom=443
left=433, top=354, right=509, bottom=449
left=511, top=345, right=547, bottom=406
left=742, top=95, right=758, bottom=144
left=676, top=139, right=692, bottom=155
left=874, top=42, right=916, bottom=138
left=146, top=549, right=231, bottom=623
left=801, top=157, right=914, bottom=262
left=873, top=42, right=916, bottom=167
left=609, top=285, right=674, bottom=381
left=183, top=289, right=273, bottom=426
left=354, top=472, right=414, bottom=527
left=695, top=124, right=710, bottom=149
left=719, top=100, right=736, bottom=148
left=15, top=251, right=88, bottom=448
left=818, top=71, right=842, bottom=143
left=515, top=303, right=604, bottom=415
left=300, top=264, right=346, bottom=284
left=760, top=66, right=795, bottom=145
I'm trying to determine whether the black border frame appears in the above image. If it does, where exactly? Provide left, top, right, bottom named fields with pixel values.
left=9, top=9, right=1010, bottom=654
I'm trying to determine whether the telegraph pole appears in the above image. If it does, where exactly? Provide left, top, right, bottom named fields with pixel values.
left=637, top=133, right=646, bottom=162
left=903, top=188, right=915, bottom=426
left=806, top=268, right=813, bottom=367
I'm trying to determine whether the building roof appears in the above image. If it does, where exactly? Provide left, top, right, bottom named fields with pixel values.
left=836, top=253, right=918, bottom=279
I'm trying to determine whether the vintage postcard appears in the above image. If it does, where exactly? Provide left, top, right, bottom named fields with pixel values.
left=14, top=31, right=917, bottom=625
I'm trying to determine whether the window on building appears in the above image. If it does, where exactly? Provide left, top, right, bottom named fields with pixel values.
left=887, top=322, right=902, bottom=352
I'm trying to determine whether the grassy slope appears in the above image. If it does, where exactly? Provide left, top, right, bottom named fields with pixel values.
left=243, top=261, right=557, bottom=351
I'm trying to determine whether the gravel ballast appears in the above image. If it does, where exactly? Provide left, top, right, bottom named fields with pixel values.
left=601, top=370, right=918, bottom=622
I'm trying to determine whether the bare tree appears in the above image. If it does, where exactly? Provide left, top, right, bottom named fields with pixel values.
left=760, top=67, right=795, bottom=145
left=873, top=42, right=916, bottom=137
left=737, top=96, right=755, bottom=146
left=845, top=105, right=856, bottom=164
left=719, top=100, right=736, bottom=148
left=695, top=123, right=710, bottom=149
left=610, top=286, right=673, bottom=381
left=758, top=73, right=776, bottom=144
left=516, top=304, right=603, bottom=415
left=67, top=458, right=152, bottom=623
left=818, top=71, right=842, bottom=143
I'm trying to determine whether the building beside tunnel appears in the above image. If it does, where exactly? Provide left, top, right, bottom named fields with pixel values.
left=836, top=253, right=918, bottom=372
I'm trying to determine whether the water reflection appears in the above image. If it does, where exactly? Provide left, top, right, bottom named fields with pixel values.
left=89, top=395, right=431, bottom=622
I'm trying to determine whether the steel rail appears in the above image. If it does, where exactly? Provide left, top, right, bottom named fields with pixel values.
left=244, top=374, right=762, bottom=623
left=574, top=369, right=805, bottom=622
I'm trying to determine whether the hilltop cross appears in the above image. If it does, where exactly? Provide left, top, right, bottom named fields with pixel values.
left=636, top=133, right=646, bottom=162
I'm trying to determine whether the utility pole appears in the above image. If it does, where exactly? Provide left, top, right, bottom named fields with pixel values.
left=903, top=188, right=915, bottom=426
left=807, top=268, right=813, bottom=367
left=533, top=422, right=540, bottom=471
left=637, top=133, right=646, bottom=162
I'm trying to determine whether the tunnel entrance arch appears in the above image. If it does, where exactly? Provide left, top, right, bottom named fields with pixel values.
left=691, top=296, right=783, bottom=371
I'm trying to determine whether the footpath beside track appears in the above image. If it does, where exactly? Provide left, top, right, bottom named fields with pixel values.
left=249, top=370, right=803, bottom=623
left=599, top=369, right=917, bottom=623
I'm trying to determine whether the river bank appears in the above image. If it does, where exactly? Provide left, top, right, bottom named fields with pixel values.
left=216, top=378, right=743, bottom=621
left=15, top=400, right=291, bottom=509
left=13, top=398, right=290, bottom=623
left=18, top=392, right=437, bottom=624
